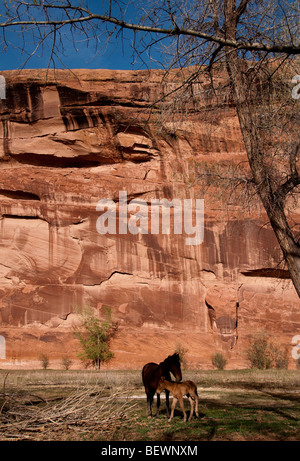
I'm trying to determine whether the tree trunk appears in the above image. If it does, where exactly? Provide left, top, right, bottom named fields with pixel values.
left=224, top=0, right=300, bottom=297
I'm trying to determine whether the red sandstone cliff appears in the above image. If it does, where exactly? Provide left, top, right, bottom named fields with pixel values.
left=0, top=68, right=298, bottom=369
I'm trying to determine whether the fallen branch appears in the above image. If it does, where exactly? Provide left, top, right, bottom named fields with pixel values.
left=0, top=385, right=137, bottom=440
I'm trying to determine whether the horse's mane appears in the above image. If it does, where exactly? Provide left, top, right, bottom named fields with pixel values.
left=160, top=352, right=180, bottom=366
left=166, top=353, right=180, bottom=362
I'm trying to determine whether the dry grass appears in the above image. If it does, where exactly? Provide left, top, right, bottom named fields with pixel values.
left=0, top=374, right=138, bottom=441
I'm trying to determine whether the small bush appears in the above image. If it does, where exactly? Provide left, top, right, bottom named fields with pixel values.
left=247, top=329, right=289, bottom=370
left=269, top=341, right=289, bottom=370
left=61, top=356, right=72, bottom=370
left=175, top=342, right=188, bottom=369
left=247, top=330, right=270, bottom=370
left=39, top=354, right=50, bottom=370
left=211, top=352, right=227, bottom=370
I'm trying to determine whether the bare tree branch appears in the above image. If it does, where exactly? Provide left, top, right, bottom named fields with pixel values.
left=0, top=2, right=299, bottom=55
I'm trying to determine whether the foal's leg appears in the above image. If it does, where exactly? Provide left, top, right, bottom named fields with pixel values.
left=178, top=396, right=187, bottom=422
left=194, top=393, right=199, bottom=418
left=168, top=397, right=177, bottom=422
left=188, top=397, right=194, bottom=421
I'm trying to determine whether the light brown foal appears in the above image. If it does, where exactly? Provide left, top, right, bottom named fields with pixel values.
left=157, top=377, right=199, bottom=422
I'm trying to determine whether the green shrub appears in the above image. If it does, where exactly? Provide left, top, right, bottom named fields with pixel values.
left=74, top=306, right=118, bottom=370
left=211, top=352, right=227, bottom=370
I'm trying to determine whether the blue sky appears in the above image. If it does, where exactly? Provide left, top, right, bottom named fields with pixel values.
left=0, top=1, right=163, bottom=71
left=0, top=30, right=139, bottom=70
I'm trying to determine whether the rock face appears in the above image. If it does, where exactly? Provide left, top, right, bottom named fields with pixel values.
left=0, top=68, right=299, bottom=370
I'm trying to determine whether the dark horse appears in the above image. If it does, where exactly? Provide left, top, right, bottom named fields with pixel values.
left=142, top=353, right=182, bottom=417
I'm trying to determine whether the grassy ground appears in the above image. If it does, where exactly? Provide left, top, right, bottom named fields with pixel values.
left=0, top=369, right=300, bottom=441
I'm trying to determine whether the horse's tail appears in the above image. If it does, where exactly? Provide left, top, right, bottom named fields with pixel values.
left=142, top=362, right=158, bottom=393
left=141, top=364, right=148, bottom=387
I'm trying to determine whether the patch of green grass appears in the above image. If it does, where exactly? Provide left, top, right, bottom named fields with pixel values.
left=95, top=392, right=300, bottom=442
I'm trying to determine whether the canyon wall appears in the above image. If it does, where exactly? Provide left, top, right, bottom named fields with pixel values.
left=0, top=68, right=299, bottom=370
